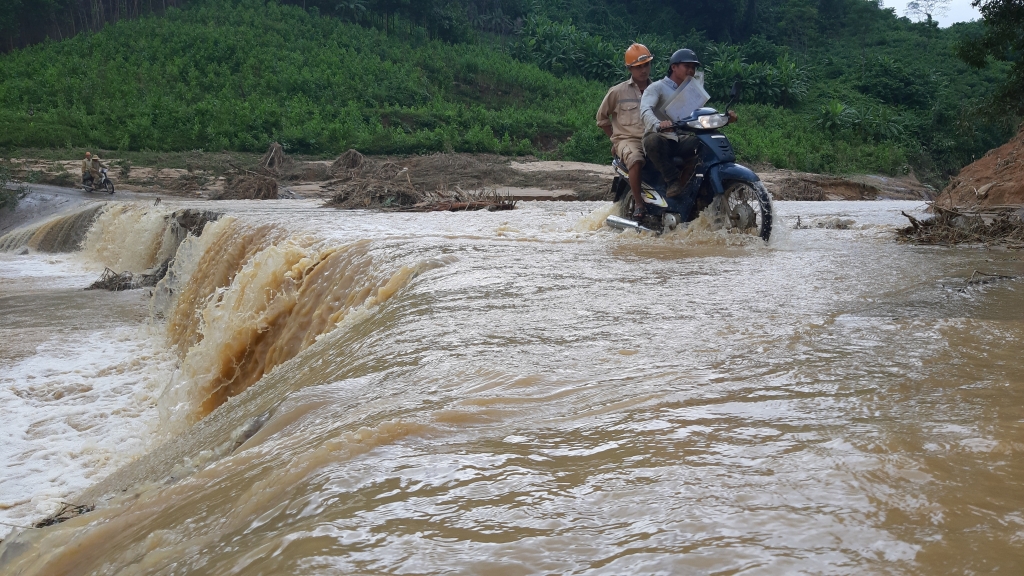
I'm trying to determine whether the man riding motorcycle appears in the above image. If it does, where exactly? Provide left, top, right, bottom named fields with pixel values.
left=81, top=151, right=107, bottom=188
left=640, top=49, right=735, bottom=200
left=596, top=43, right=654, bottom=220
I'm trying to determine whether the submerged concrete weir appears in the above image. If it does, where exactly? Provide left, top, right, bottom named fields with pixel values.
left=0, top=205, right=104, bottom=253
left=2, top=200, right=423, bottom=430
left=2, top=199, right=1024, bottom=574
left=0, top=204, right=221, bottom=258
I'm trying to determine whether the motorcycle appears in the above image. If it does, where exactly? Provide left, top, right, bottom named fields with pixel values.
left=606, top=82, right=772, bottom=241
left=83, top=168, right=115, bottom=195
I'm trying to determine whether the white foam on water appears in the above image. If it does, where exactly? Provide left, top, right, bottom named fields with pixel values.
left=0, top=253, right=98, bottom=292
left=0, top=326, right=177, bottom=538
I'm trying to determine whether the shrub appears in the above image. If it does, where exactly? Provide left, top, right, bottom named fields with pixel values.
left=0, top=160, right=23, bottom=211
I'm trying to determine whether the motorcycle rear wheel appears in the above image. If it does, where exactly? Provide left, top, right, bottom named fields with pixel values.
left=721, top=181, right=772, bottom=241
left=103, top=179, right=114, bottom=194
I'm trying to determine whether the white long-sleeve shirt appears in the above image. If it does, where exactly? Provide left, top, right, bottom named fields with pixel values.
left=640, top=76, right=680, bottom=141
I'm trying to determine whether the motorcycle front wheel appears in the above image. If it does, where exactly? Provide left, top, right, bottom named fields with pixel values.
left=103, top=180, right=114, bottom=194
left=721, top=181, right=772, bottom=241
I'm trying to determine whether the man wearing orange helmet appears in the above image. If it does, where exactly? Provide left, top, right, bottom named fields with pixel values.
left=596, top=43, right=654, bottom=220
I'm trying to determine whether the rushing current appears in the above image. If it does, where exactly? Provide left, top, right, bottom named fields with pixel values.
left=1, top=197, right=1022, bottom=574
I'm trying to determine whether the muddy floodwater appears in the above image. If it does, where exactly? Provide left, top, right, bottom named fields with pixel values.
left=1, top=199, right=1023, bottom=574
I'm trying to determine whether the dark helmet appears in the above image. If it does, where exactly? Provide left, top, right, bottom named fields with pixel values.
left=669, top=48, right=701, bottom=67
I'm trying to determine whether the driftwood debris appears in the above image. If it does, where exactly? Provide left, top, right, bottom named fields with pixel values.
left=330, top=149, right=365, bottom=174
left=34, top=502, right=94, bottom=528
left=86, top=268, right=139, bottom=291
left=219, top=174, right=278, bottom=200
left=898, top=203, right=1024, bottom=248
left=259, top=142, right=286, bottom=176
left=957, top=270, right=1018, bottom=293
left=214, top=164, right=278, bottom=200
left=410, top=200, right=512, bottom=212
left=395, top=188, right=516, bottom=212
left=324, top=153, right=517, bottom=211
left=86, top=261, right=170, bottom=291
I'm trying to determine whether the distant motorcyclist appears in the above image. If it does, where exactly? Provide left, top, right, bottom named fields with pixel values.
left=81, top=152, right=107, bottom=187
left=640, top=49, right=734, bottom=197
left=597, top=43, right=654, bottom=220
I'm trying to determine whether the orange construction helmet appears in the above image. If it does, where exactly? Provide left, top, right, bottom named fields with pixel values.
left=625, top=43, right=653, bottom=67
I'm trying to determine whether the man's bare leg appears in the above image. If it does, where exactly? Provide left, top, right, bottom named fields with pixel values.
left=628, top=161, right=646, bottom=218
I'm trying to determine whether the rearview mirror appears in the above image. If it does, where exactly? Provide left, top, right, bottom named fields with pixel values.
left=729, top=81, right=742, bottom=101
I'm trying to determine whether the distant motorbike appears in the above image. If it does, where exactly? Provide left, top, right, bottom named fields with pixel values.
left=607, top=82, right=772, bottom=241
left=83, top=168, right=115, bottom=194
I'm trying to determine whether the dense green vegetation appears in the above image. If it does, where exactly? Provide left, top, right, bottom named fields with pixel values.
left=0, top=1, right=601, bottom=157
left=0, top=0, right=1019, bottom=184
left=501, top=0, right=1019, bottom=179
left=0, top=167, right=13, bottom=209
left=957, top=0, right=1024, bottom=115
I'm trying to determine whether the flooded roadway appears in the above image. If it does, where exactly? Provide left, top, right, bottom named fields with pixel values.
left=1, top=199, right=1023, bottom=574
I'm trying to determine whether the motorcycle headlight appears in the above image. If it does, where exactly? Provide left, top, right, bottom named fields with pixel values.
left=687, top=114, right=729, bottom=129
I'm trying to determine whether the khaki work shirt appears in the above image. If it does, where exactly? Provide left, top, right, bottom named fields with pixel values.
left=596, top=78, right=646, bottom=145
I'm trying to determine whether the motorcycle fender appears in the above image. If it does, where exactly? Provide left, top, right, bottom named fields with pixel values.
left=611, top=175, right=629, bottom=203
left=708, top=163, right=760, bottom=195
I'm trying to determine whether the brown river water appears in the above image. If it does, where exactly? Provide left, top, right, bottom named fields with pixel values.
left=1, top=198, right=1022, bottom=574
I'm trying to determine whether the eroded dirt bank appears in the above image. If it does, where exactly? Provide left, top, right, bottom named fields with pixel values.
left=936, top=125, right=1024, bottom=210
left=898, top=124, right=1024, bottom=247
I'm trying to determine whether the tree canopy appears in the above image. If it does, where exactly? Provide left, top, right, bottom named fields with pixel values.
left=957, top=0, right=1024, bottom=114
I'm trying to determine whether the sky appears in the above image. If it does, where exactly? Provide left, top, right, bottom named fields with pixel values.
left=884, top=0, right=982, bottom=26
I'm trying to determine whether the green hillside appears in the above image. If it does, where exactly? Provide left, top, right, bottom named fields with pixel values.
left=0, top=0, right=1019, bottom=183
left=0, top=1, right=601, bottom=157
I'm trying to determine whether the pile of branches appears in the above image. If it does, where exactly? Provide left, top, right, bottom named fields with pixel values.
left=330, top=149, right=365, bottom=174
left=324, top=158, right=420, bottom=208
left=86, top=268, right=139, bottom=291
left=324, top=149, right=515, bottom=211
left=34, top=502, right=94, bottom=528
left=216, top=174, right=278, bottom=200
left=259, top=142, right=287, bottom=176
left=86, top=262, right=169, bottom=291
left=215, top=157, right=278, bottom=200
left=396, top=187, right=517, bottom=212
left=207, top=142, right=283, bottom=200
left=898, top=203, right=1024, bottom=247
